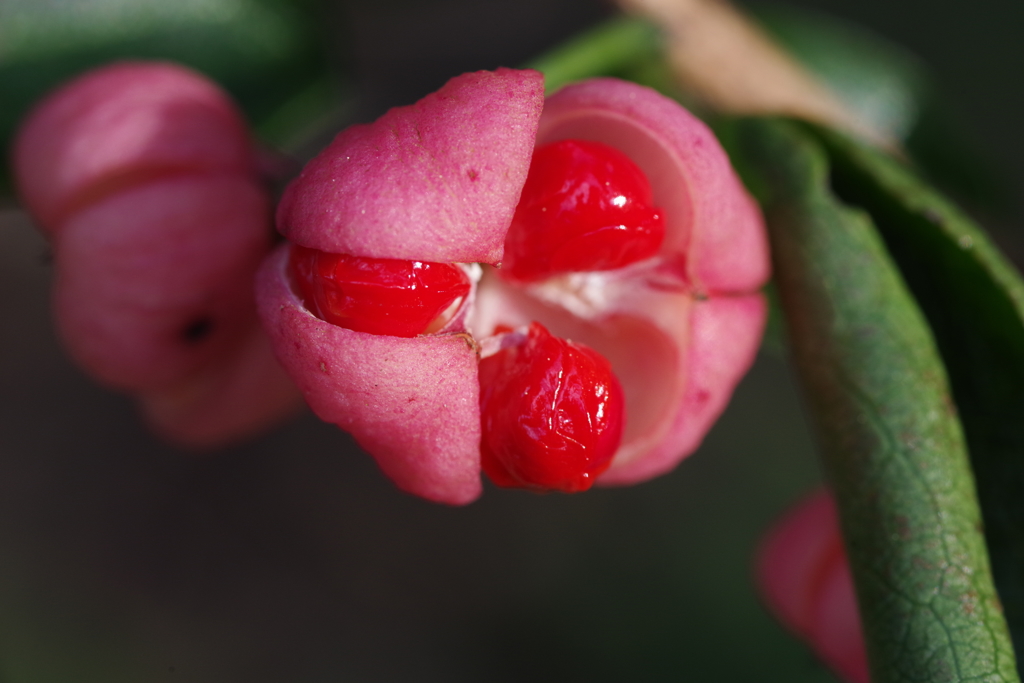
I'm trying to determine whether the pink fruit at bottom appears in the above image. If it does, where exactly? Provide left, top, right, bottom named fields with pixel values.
left=756, top=489, right=870, bottom=683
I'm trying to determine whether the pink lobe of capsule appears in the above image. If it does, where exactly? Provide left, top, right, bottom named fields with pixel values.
left=140, top=320, right=302, bottom=447
left=276, top=68, right=544, bottom=264
left=597, top=293, right=767, bottom=484
left=53, top=176, right=269, bottom=390
left=756, top=489, right=870, bottom=683
left=14, top=61, right=253, bottom=233
left=257, top=245, right=483, bottom=505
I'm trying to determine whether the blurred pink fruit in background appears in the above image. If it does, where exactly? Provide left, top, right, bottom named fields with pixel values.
left=14, top=62, right=302, bottom=447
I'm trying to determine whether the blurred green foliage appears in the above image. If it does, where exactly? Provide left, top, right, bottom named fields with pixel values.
left=0, top=0, right=346, bottom=196
left=752, top=4, right=1015, bottom=218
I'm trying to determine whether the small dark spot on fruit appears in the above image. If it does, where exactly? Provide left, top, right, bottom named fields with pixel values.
left=181, top=317, right=213, bottom=344
left=467, top=168, right=479, bottom=181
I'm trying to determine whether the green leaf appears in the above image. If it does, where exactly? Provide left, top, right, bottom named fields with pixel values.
left=805, top=121, right=1024, bottom=664
left=728, top=117, right=1019, bottom=682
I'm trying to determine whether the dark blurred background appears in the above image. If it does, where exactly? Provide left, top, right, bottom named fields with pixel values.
left=1, top=0, right=1022, bottom=681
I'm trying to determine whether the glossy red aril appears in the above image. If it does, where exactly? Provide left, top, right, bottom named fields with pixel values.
left=479, top=322, right=625, bottom=492
left=290, top=245, right=471, bottom=337
left=501, top=139, right=665, bottom=282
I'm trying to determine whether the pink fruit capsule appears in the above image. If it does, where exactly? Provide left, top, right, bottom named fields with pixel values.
left=14, top=61, right=302, bottom=446
left=288, top=138, right=645, bottom=493
left=257, top=69, right=769, bottom=504
left=756, top=489, right=870, bottom=683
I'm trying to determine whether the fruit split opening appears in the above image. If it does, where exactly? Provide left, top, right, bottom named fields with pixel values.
left=287, top=139, right=665, bottom=492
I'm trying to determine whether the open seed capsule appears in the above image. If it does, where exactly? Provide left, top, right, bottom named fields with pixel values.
left=257, top=68, right=769, bottom=504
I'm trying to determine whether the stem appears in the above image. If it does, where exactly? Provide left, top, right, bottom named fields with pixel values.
left=525, top=17, right=661, bottom=93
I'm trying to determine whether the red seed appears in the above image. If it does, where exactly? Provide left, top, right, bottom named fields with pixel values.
left=501, top=139, right=665, bottom=282
left=289, top=245, right=470, bottom=338
left=479, top=322, right=624, bottom=492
